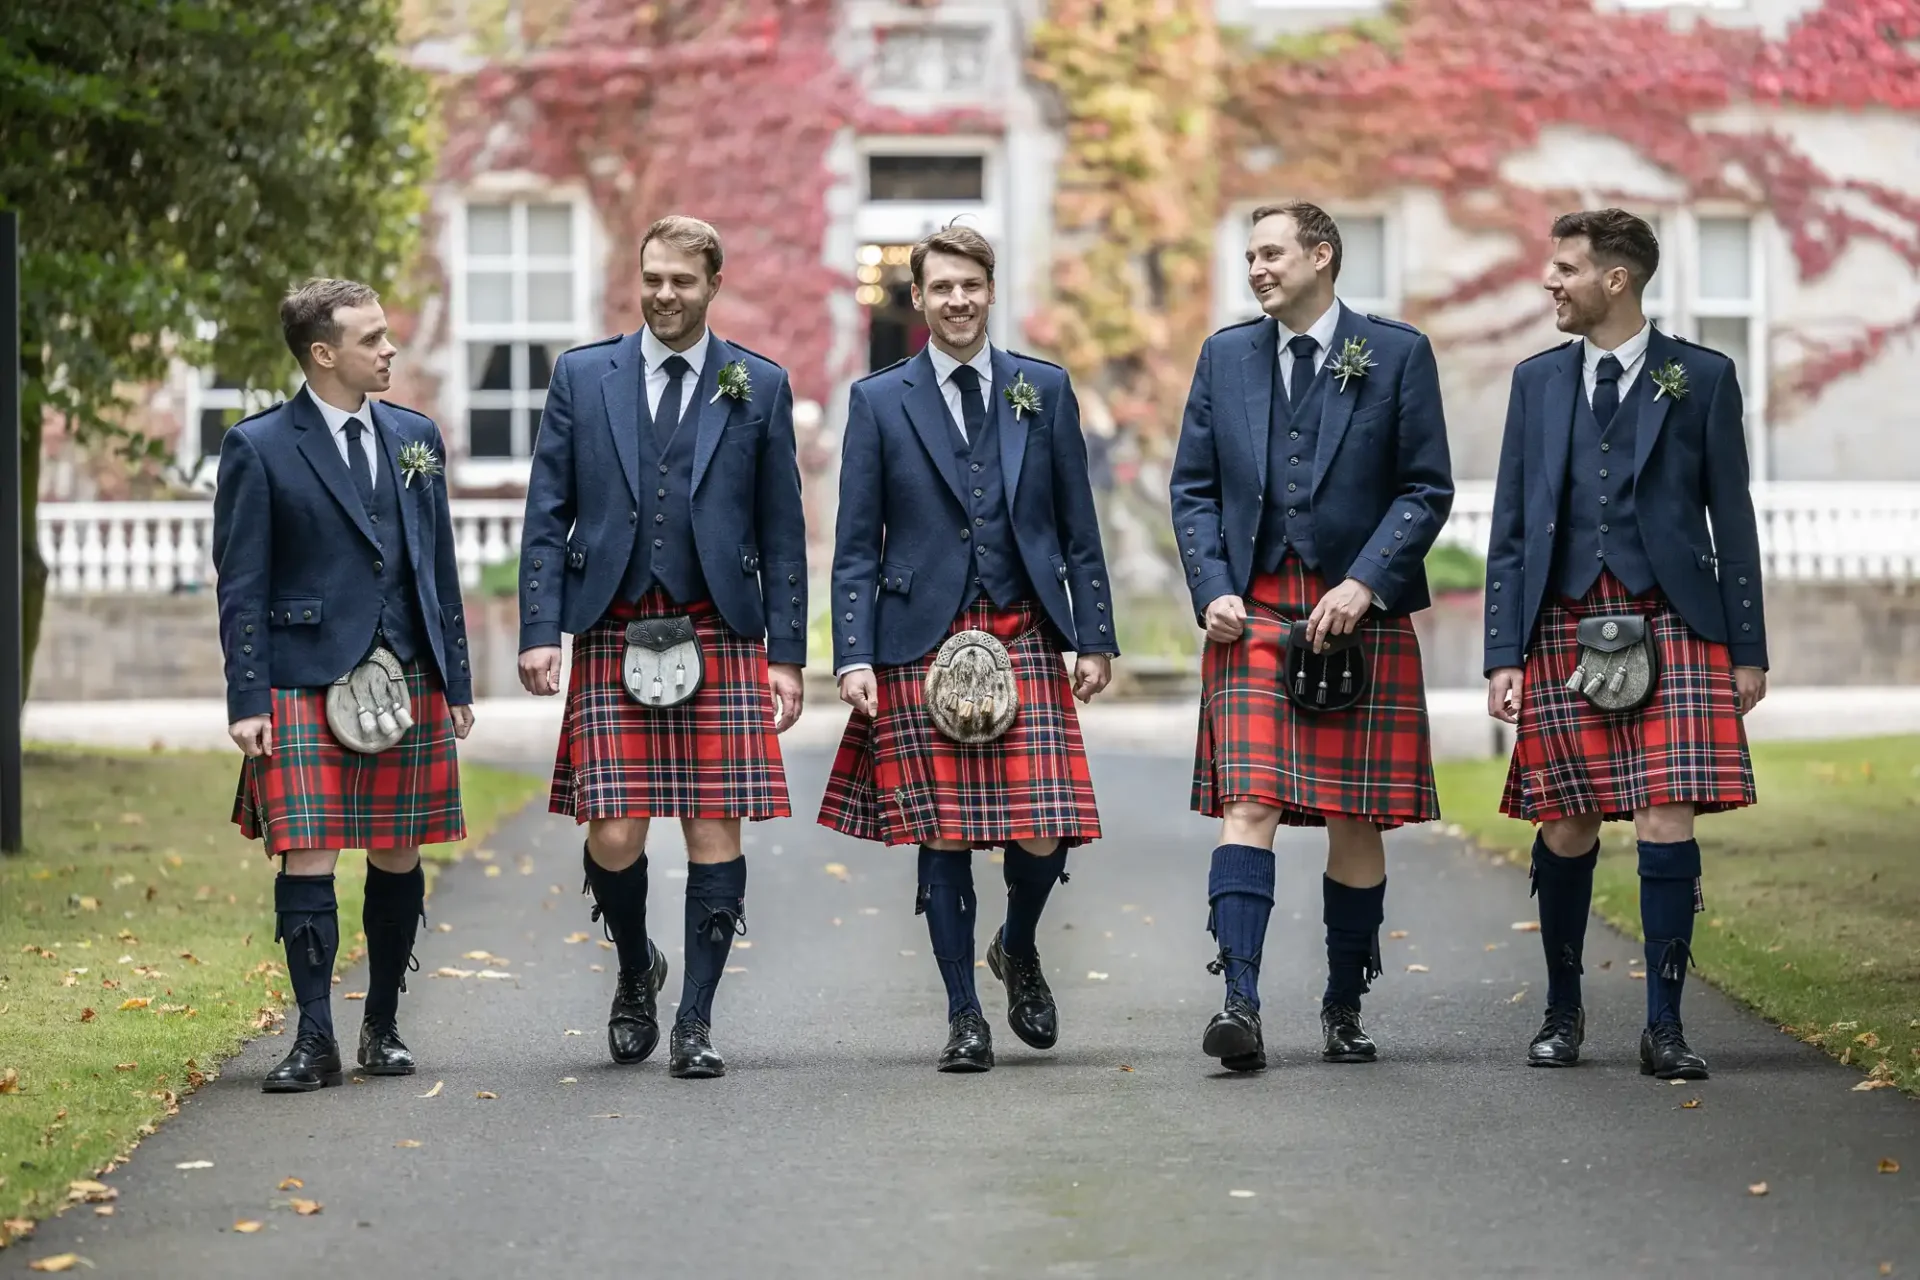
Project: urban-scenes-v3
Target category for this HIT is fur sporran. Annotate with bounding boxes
[924,629,1020,744]
[1564,614,1661,713]
[1278,621,1369,715]
[325,646,415,753]
[622,615,705,709]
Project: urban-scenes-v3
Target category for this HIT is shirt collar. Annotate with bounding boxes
[927,340,994,388]
[304,383,372,436]
[1276,299,1343,356]
[1583,321,1652,374]
[640,326,711,379]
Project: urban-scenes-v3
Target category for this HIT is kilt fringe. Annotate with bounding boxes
[550,590,791,822]
[233,660,465,855]
[1500,572,1755,823]
[1192,558,1439,828]
[818,599,1101,847]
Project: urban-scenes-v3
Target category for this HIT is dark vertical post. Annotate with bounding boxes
[0,211,22,853]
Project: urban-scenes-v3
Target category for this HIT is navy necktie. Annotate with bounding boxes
[949,364,986,445]
[654,354,691,446]
[1286,334,1318,407]
[1593,353,1624,428]
[343,418,375,511]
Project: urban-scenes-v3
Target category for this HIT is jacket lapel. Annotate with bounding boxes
[690,335,736,495]
[990,346,1029,508]
[370,402,424,570]
[1311,304,1364,494]
[292,390,379,549]
[1540,341,1581,515]
[1634,326,1677,480]
[1239,318,1276,492]
[902,347,967,506]
[598,331,644,504]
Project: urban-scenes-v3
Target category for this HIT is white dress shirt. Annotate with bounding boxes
[1275,299,1345,397]
[925,340,996,443]
[305,384,379,489]
[1581,321,1651,407]
[639,326,710,423]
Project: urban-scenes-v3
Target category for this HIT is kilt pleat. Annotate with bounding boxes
[232,659,465,855]
[1500,571,1755,822]
[550,590,791,821]
[817,599,1101,848]
[1192,557,1439,828]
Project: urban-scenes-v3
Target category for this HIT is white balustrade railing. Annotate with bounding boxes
[32,483,1920,593]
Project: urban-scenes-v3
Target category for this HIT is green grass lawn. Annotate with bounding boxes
[0,747,543,1244]
[1436,735,1920,1096]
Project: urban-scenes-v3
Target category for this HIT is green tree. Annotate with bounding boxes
[0,0,434,690]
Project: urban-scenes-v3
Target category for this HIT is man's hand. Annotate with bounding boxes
[1203,595,1247,646]
[839,670,880,718]
[519,645,562,696]
[1487,667,1524,724]
[1305,577,1374,653]
[1072,653,1112,704]
[229,714,274,758]
[1733,666,1767,717]
[450,704,475,740]
[769,662,805,733]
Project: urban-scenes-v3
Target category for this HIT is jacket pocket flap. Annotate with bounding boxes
[879,562,914,594]
[269,597,323,626]
[1575,615,1648,652]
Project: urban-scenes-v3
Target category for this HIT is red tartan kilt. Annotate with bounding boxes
[1501,571,1755,822]
[817,599,1101,848]
[1192,557,1438,828]
[550,590,791,821]
[232,660,465,855]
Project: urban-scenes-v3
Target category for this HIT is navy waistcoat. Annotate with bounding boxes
[1551,375,1655,599]
[619,384,710,606]
[950,398,1035,614]
[1255,361,1329,573]
[366,457,425,662]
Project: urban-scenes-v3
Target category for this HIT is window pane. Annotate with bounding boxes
[1696,218,1751,302]
[467,204,512,255]
[1339,216,1386,301]
[526,272,573,323]
[208,368,245,390]
[469,408,515,458]
[527,205,572,256]
[528,343,555,391]
[525,407,543,451]
[1695,316,1749,388]
[199,407,240,460]
[466,272,513,324]
[469,343,514,391]
[867,155,985,201]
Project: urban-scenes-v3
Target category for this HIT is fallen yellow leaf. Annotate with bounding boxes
[419,1081,444,1098]
[277,1177,303,1191]
[113,1063,137,1072]
[1405,964,1430,974]
[475,1090,498,1099]
[823,863,850,882]
[1854,1079,1898,1091]
[1680,1097,1702,1109]
[118,997,150,1011]
[564,932,590,944]
[27,1254,82,1272]
[67,1180,115,1203]
[1879,1158,1901,1174]
[289,1198,322,1216]
[0,1068,20,1094]
[1511,921,1541,932]
[1748,1181,1769,1196]
[341,991,366,1001]
[1388,930,1409,940]
[395,1140,423,1149]
[233,1220,263,1234]
[483,866,501,878]
[92,1207,113,1218]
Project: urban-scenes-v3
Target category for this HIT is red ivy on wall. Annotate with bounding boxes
[1226,0,1920,409]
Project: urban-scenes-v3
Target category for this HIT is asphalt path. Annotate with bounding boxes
[8,746,1917,1279]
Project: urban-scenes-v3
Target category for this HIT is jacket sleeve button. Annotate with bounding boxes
[532,558,542,570]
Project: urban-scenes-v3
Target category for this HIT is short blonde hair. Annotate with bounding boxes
[640,214,724,278]
[910,224,995,288]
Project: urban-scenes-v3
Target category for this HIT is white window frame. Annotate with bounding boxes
[853,135,1009,347]
[448,195,594,485]
[176,363,288,491]
[1212,203,1400,330]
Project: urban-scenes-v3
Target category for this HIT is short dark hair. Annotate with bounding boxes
[1550,208,1660,293]
[911,223,995,288]
[281,278,380,368]
[1250,201,1343,281]
[640,214,724,278]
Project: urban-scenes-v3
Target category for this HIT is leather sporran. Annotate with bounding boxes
[326,646,415,754]
[622,615,705,708]
[925,629,1020,744]
[1277,621,1370,715]
[1564,614,1661,713]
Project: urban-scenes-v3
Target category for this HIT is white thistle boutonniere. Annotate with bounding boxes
[711,359,751,404]
[1003,371,1042,420]
[396,440,442,490]
[1328,336,1375,393]
[1650,358,1689,402]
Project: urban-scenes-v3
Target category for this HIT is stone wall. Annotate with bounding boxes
[26,580,1920,703]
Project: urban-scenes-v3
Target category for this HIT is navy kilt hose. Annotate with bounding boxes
[1501,571,1755,823]
[1192,555,1439,828]
[550,588,791,822]
[819,599,1101,848]
[233,659,466,855]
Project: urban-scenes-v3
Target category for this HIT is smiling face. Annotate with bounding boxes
[640,239,720,349]
[310,302,395,397]
[1544,235,1629,337]
[1247,213,1334,327]
[913,249,994,356]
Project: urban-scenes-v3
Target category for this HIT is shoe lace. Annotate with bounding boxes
[1540,1005,1581,1038]
[291,1029,332,1056]
[1649,1021,1691,1053]
[1325,1004,1363,1032]
[614,967,653,1005]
